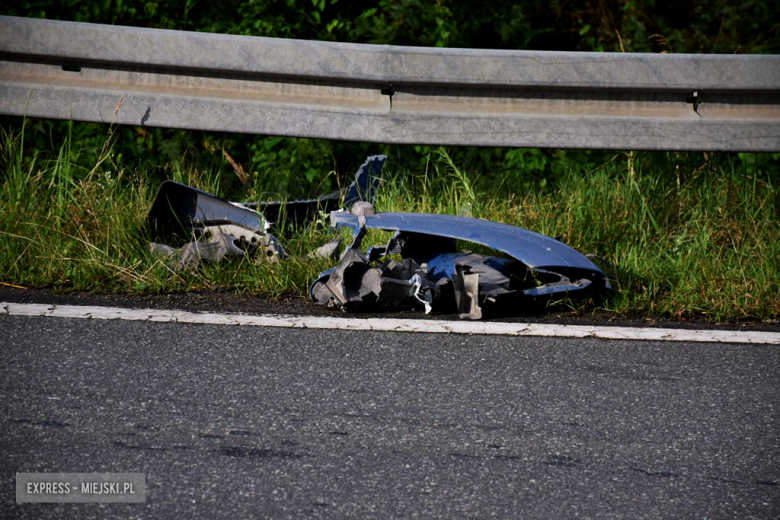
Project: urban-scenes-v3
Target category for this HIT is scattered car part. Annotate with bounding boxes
[147,155,384,239]
[147,181,270,243]
[146,155,384,269]
[331,212,607,275]
[310,212,611,319]
[310,249,432,312]
[149,228,285,270]
[307,238,343,260]
[242,155,385,228]
[146,156,609,317]
[350,201,375,217]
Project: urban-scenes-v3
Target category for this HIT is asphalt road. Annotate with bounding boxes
[1,315,779,518]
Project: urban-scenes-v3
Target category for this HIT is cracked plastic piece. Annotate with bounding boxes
[310,249,431,312]
[243,155,385,227]
[146,155,385,268]
[330,212,605,274]
[437,252,519,319]
[149,232,246,270]
[409,274,432,314]
[454,266,482,320]
[308,238,342,260]
[331,212,610,294]
[149,228,286,270]
[312,211,611,319]
[147,181,270,242]
[146,183,286,267]
[148,155,384,238]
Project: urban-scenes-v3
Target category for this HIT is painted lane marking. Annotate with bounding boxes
[2,302,778,345]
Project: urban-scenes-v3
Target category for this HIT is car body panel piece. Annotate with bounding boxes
[147,181,268,242]
[330,212,605,275]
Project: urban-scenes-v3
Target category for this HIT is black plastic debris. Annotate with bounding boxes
[310,211,611,319]
[242,155,385,228]
[310,249,433,312]
[147,181,270,243]
[146,181,286,269]
[146,155,385,269]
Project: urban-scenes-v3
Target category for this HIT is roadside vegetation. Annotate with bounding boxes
[1,120,777,322]
[1,1,778,321]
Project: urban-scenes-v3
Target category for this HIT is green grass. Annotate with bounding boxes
[1,123,778,322]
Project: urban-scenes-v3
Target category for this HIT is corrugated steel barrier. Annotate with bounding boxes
[1,16,778,151]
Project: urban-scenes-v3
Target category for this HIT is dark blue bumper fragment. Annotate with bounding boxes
[311,211,611,319]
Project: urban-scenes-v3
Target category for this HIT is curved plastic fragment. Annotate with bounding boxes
[330,212,606,279]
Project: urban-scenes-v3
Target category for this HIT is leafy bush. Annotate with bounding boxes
[2,0,779,197]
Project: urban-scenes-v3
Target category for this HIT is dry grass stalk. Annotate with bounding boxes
[223,149,248,183]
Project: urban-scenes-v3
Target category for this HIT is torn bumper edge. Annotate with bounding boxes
[310,211,612,308]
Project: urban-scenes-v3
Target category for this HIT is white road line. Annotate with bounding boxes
[2,301,778,345]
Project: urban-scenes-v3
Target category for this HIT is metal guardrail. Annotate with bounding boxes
[1,16,778,151]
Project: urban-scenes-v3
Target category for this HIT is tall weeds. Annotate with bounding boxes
[1,129,777,321]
